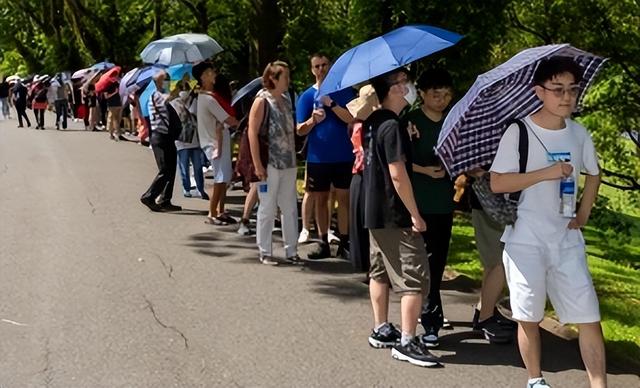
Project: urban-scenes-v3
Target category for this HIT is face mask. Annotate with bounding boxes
[404,82,417,105]
[162,81,170,92]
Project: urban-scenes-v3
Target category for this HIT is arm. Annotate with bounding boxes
[490,162,573,193]
[214,123,223,159]
[389,161,426,232]
[248,98,267,180]
[296,112,320,136]
[412,163,446,179]
[568,172,600,229]
[224,116,239,127]
[321,95,353,124]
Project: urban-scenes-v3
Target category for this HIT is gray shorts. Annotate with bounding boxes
[369,227,429,294]
[471,209,504,269]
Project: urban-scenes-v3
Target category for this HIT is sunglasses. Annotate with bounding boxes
[541,85,581,98]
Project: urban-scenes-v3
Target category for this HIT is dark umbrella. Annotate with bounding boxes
[231,77,262,107]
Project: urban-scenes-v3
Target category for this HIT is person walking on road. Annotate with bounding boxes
[0,77,11,120]
[12,79,30,128]
[363,68,440,368]
[140,70,182,213]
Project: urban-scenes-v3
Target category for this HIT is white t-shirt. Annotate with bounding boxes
[490,116,599,248]
[196,92,229,150]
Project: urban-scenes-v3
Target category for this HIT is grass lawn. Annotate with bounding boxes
[448,208,640,369]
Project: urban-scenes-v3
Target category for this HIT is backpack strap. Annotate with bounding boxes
[508,118,528,201]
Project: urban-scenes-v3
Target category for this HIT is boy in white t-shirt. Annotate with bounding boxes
[490,57,606,388]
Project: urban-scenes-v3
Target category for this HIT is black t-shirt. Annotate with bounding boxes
[12,84,27,105]
[0,82,9,98]
[105,82,121,107]
[363,109,413,229]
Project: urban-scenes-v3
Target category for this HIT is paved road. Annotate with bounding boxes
[0,113,638,387]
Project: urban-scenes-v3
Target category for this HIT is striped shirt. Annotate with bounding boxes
[148,91,169,135]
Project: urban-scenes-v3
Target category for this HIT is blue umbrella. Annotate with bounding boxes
[231,77,262,107]
[317,25,462,97]
[91,61,116,71]
[138,63,194,117]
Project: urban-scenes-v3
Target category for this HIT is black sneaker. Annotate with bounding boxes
[420,326,439,348]
[336,241,350,260]
[159,202,182,212]
[391,338,442,368]
[307,241,331,260]
[472,308,517,331]
[368,323,401,348]
[140,197,162,212]
[476,316,513,344]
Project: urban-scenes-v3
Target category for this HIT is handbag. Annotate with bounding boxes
[235,100,270,189]
[471,119,528,226]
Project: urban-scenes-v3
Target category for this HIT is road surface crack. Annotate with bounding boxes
[86,197,96,214]
[39,337,53,388]
[144,296,188,349]
[155,254,174,279]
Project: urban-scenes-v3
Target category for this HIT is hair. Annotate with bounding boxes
[192,61,215,86]
[309,52,329,63]
[213,73,232,103]
[152,69,169,82]
[416,68,453,91]
[370,67,409,103]
[261,61,289,89]
[533,56,583,86]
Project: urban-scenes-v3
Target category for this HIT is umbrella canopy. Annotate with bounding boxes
[435,44,607,177]
[140,37,204,66]
[95,66,122,94]
[119,67,140,105]
[138,63,194,117]
[91,61,116,71]
[165,33,223,59]
[231,77,262,107]
[72,67,100,84]
[318,25,462,98]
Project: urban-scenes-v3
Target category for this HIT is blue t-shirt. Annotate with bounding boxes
[296,86,355,163]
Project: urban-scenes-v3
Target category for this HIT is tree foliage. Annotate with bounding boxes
[0,0,638,200]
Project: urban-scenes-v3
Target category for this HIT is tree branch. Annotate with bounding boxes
[602,168,640,191]
[507,5,550,44]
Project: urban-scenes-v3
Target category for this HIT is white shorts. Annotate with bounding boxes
[202,129,232,184]
[503,243,600,324]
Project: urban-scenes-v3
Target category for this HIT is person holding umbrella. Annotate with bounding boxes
[103,69,123,141]
[490,57,605,388]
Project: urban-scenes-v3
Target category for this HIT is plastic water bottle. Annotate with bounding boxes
[559,175,575,218]
[259,182,268,193]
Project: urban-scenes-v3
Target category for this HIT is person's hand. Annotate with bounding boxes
[411,215,427,233]
[320,95,333,107]
[549,162,573,179]
[567,213,589,229]
[468,167,486,178]
[311,108,326,124]
[255,165,267,181]
[425,166,446,179]
[212,146,221,160]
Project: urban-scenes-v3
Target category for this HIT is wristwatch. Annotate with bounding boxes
[329,100,337,108]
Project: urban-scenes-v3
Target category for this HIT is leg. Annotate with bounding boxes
[370,279,390,326]
[276,167,299,258]
[401,293,423,337]
[160,141,177,203]
[577,322,607,388]
[177,149,191,193]
[242,184,258,221]
[210,183,225,218]
[301,191,314,231]
[313,191,330,238]
[191,149,206,196]
[61,100,68,129]
[141,134,169,202]
[17,106,24,127]
[478,264,506,321]
[335,188,350,236]
[518,321,544,379]
[256,165,279,258]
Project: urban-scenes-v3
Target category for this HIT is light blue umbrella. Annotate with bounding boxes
[317,25,462,97]
[138,63,194,117]
[91,61,116,71]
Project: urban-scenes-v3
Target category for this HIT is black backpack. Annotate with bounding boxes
[471,119,528,226]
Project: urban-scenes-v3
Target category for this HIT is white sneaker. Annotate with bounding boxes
[328,230,340,244]
[527,378,551,388]
[298,228,310,243]
[237,223,251,236]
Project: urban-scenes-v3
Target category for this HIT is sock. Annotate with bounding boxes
[374,322,387,333]
[241,218,250,225]
[400,332,414,346]
[527,377,544,385]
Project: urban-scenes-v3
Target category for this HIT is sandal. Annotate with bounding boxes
[216,213,237,224]
[286,255,306,265]
[204,216,228,226]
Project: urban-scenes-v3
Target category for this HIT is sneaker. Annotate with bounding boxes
[472,308,517,331]
[391,338,442,368]
[307,241,331,260]
[298,228,310,243]
[285,255,305,266]
[420,326,439,348]
[442,317,452,329]
[159,202,182,212]
[327,230,340,244]
[237,222,252,236]
[476,316,513,344]
[183,189,192,198]
[527,378,551,388]
[336,240,350,260]
[140,197,162,212]
[200,191,210,200]
[368,323,401,348]
[260,256,279,266]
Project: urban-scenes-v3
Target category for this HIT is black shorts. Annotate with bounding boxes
[306,162,353,192]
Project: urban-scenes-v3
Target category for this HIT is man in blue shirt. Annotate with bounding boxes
[297,53,355,259]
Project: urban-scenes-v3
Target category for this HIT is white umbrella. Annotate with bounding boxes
[140,37,204,66]
[165,33,224,59]
[72,67,100,84]
[6,75,21,83]
[436,44,607,177]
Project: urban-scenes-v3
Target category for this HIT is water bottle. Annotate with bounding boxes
[559,174,575,218]
[259,182,268,193]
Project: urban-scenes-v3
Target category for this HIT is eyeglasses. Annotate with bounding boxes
[313,63,329,69]
[541,85,581,98]
[427,91,453,100]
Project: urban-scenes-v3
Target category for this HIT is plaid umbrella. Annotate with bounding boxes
[436,44,607,177]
